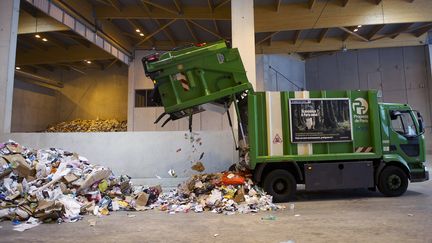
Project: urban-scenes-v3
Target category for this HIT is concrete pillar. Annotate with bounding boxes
[0,0,20,134]
[426,45,432,137]
[231,0,256,90]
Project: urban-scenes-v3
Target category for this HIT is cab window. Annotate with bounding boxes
[390,111,417,136]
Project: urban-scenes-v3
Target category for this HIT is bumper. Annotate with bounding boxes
[410,167,429,182]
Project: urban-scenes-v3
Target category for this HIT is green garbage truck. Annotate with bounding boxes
[143,40,429,202]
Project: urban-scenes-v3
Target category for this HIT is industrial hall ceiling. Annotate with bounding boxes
[16,0,432,73]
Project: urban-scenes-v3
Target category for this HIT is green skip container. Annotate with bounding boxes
[142,41,253,125]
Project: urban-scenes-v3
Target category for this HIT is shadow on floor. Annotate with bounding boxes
[293,188,424,202]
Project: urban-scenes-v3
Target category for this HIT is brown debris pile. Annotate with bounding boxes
[46,119,127,132]
[154,172,283,214]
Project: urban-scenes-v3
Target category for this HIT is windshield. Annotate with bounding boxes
[390,111,417,136]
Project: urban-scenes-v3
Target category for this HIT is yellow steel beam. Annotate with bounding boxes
[256,33,427,54]
[16,45,113,65]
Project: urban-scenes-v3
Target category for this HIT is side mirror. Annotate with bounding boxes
[390,110,402,120]
[417,111,425,134]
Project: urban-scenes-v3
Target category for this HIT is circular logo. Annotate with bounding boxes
[352,98,368,115]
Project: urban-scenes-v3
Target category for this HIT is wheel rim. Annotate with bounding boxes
[387,174,402,190]
[273,178,289,194]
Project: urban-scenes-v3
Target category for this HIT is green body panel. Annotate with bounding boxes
[143,41,252,119]
[248,90,383,169]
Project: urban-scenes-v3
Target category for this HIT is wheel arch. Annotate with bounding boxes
[375,160,411,183]
[254,161,303,184]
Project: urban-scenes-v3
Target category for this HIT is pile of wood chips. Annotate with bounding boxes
[46,119,127,132]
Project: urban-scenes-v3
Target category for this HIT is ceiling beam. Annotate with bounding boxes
[135,19,177,47]
[43,33,70,50]
[126,19,155,46]
[18,10,69,34]
[94,1,432,34]
[275,0,281,12]
[184,20,199,42]
[256,33,427,54]
[256,32,280,46]
[106,0,122,11]
[213,20,221,36]
[293,30,302,45]
[155,19,177,46]
[317,28,329,43]
[339,27,369,42]
[172,0,183,14]
[371,22,432,41]
[140,0,179,15]
[308,0,316,9]
[16,45,113,66]
[187,20,224,39]
[138,2,177,46]
[255,0,432,33]
[366,24,385,40]
[52,0,133,54]
[214,0,230,11]
[413,23,432,37]
[342,0,349,7]
[95,5,227,20]
[390,23,414,39]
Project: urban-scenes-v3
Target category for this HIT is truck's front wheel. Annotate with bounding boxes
[378,166,408,197]
[263,169,296,202]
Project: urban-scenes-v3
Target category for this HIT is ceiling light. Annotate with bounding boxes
[357,25,362,28]
[35,34,41,38]
[139,33,144,36]
[353,28,358,32]
[15,67,21,70]
[42,38,48,42]
[86,60,92,64]
[136,29,141,33]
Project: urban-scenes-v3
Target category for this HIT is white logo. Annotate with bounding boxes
[352,98,368,115]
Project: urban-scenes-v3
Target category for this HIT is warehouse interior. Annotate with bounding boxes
[1,0,432,242]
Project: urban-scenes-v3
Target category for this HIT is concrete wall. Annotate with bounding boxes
[256,54,306,91]
[0,131,236,186]
[10,66,128,132]
[58,66,128,121]
[306,46,432,152]
[11,80,59,132]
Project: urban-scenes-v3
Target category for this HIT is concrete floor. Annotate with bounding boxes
[1,169,431,242]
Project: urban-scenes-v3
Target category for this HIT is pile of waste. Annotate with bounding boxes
[0,140,160,230]
[46,119,127,132]
[0,140,283,230]
[153,172,283,215]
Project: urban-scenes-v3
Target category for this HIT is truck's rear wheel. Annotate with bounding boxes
[263,169,296,202]
[378,166,408,197]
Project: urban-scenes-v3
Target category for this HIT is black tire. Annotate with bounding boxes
[263,169,296,202]
[378,166,408,197]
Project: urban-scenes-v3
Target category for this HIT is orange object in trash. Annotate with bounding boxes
[221,172,245,185]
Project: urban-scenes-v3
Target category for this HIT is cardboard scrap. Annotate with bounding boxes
[3,154,35,178]
[191,162,205,172]
[78,168,112,191]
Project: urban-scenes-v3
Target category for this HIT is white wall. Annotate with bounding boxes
[0,131,236,186]
[306,46,432,152]
[256,54,306,92]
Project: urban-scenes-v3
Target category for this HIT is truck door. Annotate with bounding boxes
[388,110,421,162]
